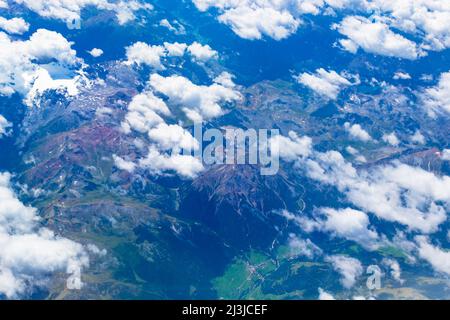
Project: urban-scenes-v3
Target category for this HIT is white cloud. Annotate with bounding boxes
[288,235,322,258]
[422,70,450,116]
[13,0,152,25]
[442,149,450,161]
[382,132,400,146]
[415,236,450,276]
[149,73,241,122]
[139,146,204,178]
[0,0,7,8]
[318,288,335,300]
[213,72,236,88]
[313,207,379,250]
[334,16,421,59]
[121,90,170,134]
[125,41,219,69]
[217,5,300,40]
[344,122,372,142]
[0,114,12,138]
[163,42,187,57]
[88,48,103,57]
[393,71,411,80]
[382,258,403,284]
[410,130,425,145]
[0,172,89,298]
[159,19,185,34]
[119,81,210,178]
[187,42,218,61]
[125,42,166,69]
[296,68,354,100]
[365,0,450,52]
[192,0,361,40]
[113,155,136,173]
[0,16,29,34]
[147,123,199,152]
[0,29,85,105]
[270,131,312,161]
[326,255,363,289]
[192,0,450,53]
[305,151,450,233]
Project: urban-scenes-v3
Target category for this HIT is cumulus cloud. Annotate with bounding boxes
[125,42,167,69]
[334,16,421,59]
[159,19,185,34]
[88,48,103,57]
[217,5,300,40]
[308,207,380,250]
[382,258,404,284]
[305,152,450,233]
[0,29,85,105]
[415,236,450,276]
[296,68,355,100]
[125,41,218,68]
[410,130,425,145]
[0,16,29,34]
[393,72,411,80]
[121,90,170,134]
[13,0,152,25]
[149,73,241,122]
[288,235,322,258]
[422,70,450,116]
[192,0,450,53]
[213,72,236,88]
[326,255,363,289]
[0,114,12,138]
[318,288,335,300]
[270,131,312,161]
[365,0,450,52]
[442,149,450,161]
[0,172,89,298]
[163,42,187,57]
[139,146,204,178]
[113,155,136,173]
[187,42,218,61]
[344,122,372,142]
[382,132,400,146]
[119,79,210,178]
[192,0,362,40]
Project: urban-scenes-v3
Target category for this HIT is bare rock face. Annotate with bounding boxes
[180,163,305,249]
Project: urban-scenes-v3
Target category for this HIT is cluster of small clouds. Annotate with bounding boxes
[305,152,450,234]
[125,41,218,69]
[116,72,240,178]
[275,131,450,277]
[192,0,450,60]
[10,0,152,26]
[296,68,357,100]
[149,73,240,122]
[191,0,360,40]
[0,172,91,298]
[0,28,87,106]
